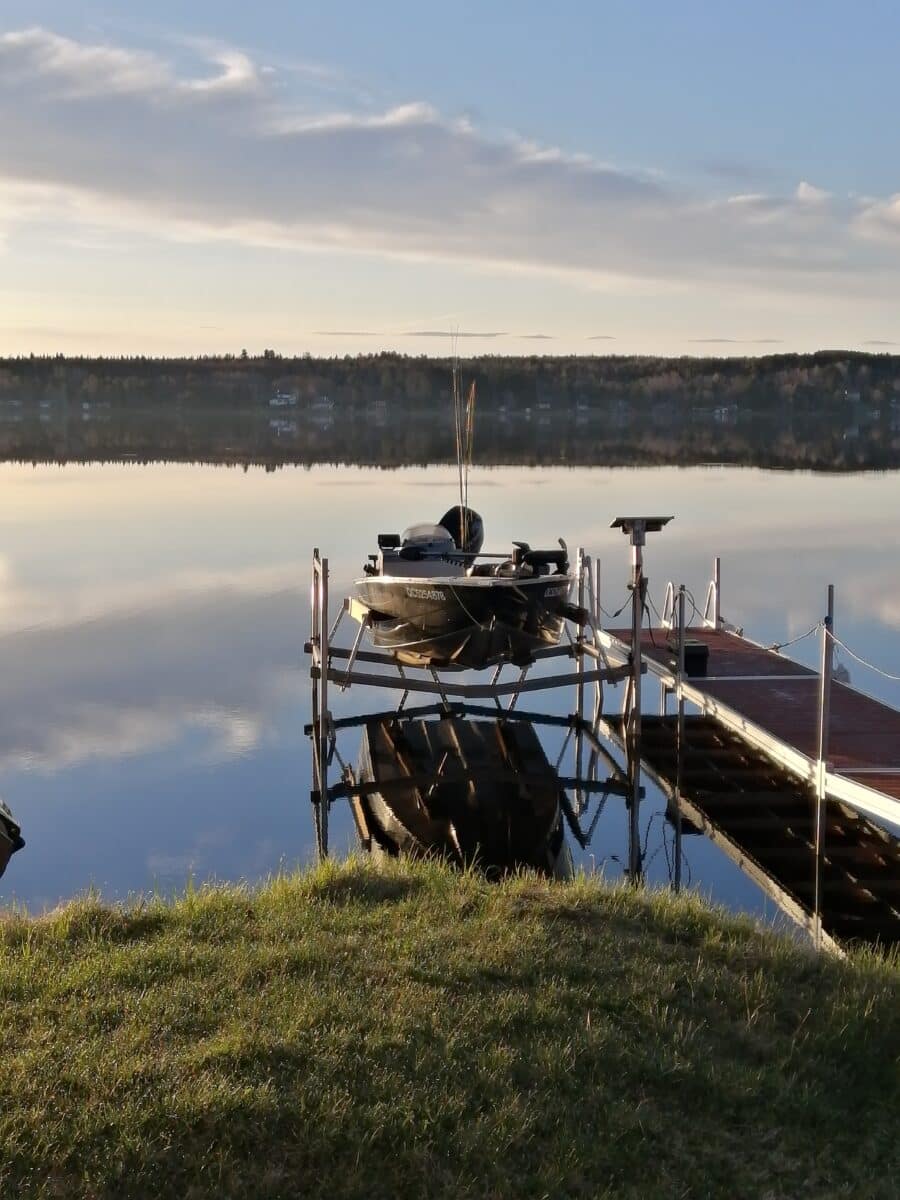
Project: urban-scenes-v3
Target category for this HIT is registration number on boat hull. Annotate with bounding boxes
[406,587,446,601]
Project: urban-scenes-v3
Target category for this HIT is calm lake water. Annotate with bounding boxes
[2,461,899,923]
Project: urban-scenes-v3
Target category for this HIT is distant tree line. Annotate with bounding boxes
[1,350,899,416]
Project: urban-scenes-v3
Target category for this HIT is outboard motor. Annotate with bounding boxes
[440,506,484,555]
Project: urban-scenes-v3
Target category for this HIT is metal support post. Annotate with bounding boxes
[611,516,672,883]
[813,584,834,950]
[703,556,722,629]
[575,548,586,809]
[311,552,330,859]
[713,556,721,629]
[673,584,686,892]
[587,557,605,719]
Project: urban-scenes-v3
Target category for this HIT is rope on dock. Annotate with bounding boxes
[829,631,900,684]
[767,621,822,653]
[600,594,631,620]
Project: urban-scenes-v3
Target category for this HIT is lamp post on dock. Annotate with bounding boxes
[611,516,673,881]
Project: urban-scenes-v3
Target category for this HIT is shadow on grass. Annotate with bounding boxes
[1,904,171,949]
[307,870,428,907]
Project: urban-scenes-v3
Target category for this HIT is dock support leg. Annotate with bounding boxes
[310,550,330,860]
[626,538,645,883]
[813,585,834,950]
[713,555,721,629]
[673,585,686,892]
[575,548,586,812]
[590,557,604,722]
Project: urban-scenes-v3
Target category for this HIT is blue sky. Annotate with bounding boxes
[2,2,899,355]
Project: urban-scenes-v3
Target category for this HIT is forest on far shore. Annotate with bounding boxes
[1,351,898,470]
[2,349,899,413]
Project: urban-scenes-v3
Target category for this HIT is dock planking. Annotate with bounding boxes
[599,626,900,822]
[602,714,900,949]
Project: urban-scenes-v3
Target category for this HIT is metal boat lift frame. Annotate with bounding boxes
[306,546,638,859]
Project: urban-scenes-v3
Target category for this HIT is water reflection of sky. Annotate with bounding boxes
[1,462,898,920]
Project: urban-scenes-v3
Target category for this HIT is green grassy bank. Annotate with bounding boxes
[1,861,898,1199]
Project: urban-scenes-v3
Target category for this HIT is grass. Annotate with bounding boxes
[1,859,898,1200]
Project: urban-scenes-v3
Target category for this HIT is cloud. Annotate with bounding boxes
[687,337,784,345]
[588,335,616,341]
[795,180,831,205]
[518,333,554,340]
[0,577,299,772]
[862,339,897,346]
[0,26,898,297]
[403,330,507,338]
[0,26,171,96]
[855,194,900,243]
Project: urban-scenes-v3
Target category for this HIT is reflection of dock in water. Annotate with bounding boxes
[602,715,900,952]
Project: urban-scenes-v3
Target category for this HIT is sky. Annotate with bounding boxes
[2,1,900,357]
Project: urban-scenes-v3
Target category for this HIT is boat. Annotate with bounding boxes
[353,716,572,878]
[0,798,24,880]
[356,505,577,668]
[355,363,578,669]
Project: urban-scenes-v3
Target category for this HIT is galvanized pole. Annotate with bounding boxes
[713,556,721,629]
[575,548,586,811]
[627,529,645,882]
[593,557,603,723]
[310,550,323,859]
[674,584,686,892]
[813,584,834,949]
[318,556,330,858]
[611,516,672,882]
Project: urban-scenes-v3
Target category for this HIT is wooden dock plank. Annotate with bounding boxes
[603,626,900,826]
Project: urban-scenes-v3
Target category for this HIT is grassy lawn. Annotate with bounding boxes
[1,859,897,1199]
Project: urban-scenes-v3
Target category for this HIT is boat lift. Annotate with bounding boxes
[305,546,643,861]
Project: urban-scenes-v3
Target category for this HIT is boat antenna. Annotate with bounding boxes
[464,378,476,523]
[450,334,477,549]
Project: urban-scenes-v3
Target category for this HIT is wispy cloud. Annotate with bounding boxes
[0,26,898,300]
[403,330,507,338]
[862,339,897,346]
[587,335,616,341]
[689,337,783,345]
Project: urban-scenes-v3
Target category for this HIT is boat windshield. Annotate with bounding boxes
[400,524,456,554]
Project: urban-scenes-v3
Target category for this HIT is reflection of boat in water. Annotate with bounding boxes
[355,506,576,669]
[353,716,572,878]
[0,798,24,880]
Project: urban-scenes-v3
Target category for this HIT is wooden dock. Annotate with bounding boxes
[598,625,900,829]
[602,714,900,950]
